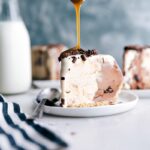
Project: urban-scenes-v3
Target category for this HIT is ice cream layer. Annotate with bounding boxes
[123,45,150,89]
[60,50,123,107]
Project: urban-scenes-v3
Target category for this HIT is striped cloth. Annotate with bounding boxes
[0,95,68,150]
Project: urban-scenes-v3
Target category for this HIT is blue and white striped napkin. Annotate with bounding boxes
[0,95,68,150]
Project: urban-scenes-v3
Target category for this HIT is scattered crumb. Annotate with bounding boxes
[70,132,76,136]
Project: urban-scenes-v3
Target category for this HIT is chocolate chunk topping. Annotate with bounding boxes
[124,45,150,51]
[85,49,97,57]
[104,86,114,94]
[134,74,140,82]
[86,50,92,57]
[72,56,77,63]
[81,54,86,61]
[91,49,97,55]
[60,98,65,107]
[58,48,97,61]
[61,77,65,80]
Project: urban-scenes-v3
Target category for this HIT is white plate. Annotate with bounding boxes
[35,91,138,117]
[123,90,150,99]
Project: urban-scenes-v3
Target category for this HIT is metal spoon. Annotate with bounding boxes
[29,88,60,120]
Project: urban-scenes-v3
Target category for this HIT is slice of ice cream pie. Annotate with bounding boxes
[59,48,123,107]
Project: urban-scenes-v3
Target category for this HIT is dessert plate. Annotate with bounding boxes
[123,90,150,99]
[35,91,138,117]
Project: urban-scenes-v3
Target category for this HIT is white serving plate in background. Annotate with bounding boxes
[123,90,150,99]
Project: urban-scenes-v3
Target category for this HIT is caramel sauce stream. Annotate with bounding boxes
[71,0,85,49]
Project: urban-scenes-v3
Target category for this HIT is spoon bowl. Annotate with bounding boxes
[36,88,60,106]
[29,88,60,119]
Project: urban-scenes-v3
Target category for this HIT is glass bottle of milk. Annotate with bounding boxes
[0,0,31,94]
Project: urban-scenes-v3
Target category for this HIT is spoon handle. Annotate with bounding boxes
[30,98,47,119]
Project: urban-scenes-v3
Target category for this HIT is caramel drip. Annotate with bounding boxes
[71,0,85,49]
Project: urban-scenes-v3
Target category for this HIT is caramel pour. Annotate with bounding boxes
[71,0,85,49]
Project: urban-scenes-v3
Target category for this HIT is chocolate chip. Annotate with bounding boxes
[66,91,71,94]
[58,56,61,62]
[136,86,141,89]
[72,56,77,63]
[60,98,65,107]
[134,74,140,82]
[61,77,65,80]
[68,68,70,71]
[123,71,125,76]
[102,58,105,63]
[81,55,86,61]
[109,101,114,105]
[104,86,114,93]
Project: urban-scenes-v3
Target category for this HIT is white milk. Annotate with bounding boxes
[0,21,31,94]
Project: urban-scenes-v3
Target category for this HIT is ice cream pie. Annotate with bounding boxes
[59,48,123,107]
[123,45,150,89]
[58,0,123,107]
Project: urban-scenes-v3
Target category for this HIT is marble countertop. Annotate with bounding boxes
[4,81,150,150]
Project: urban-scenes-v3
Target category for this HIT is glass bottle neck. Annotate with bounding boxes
[0,0,21,21]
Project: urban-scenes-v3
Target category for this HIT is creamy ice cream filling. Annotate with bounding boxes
[59,50,123,107]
